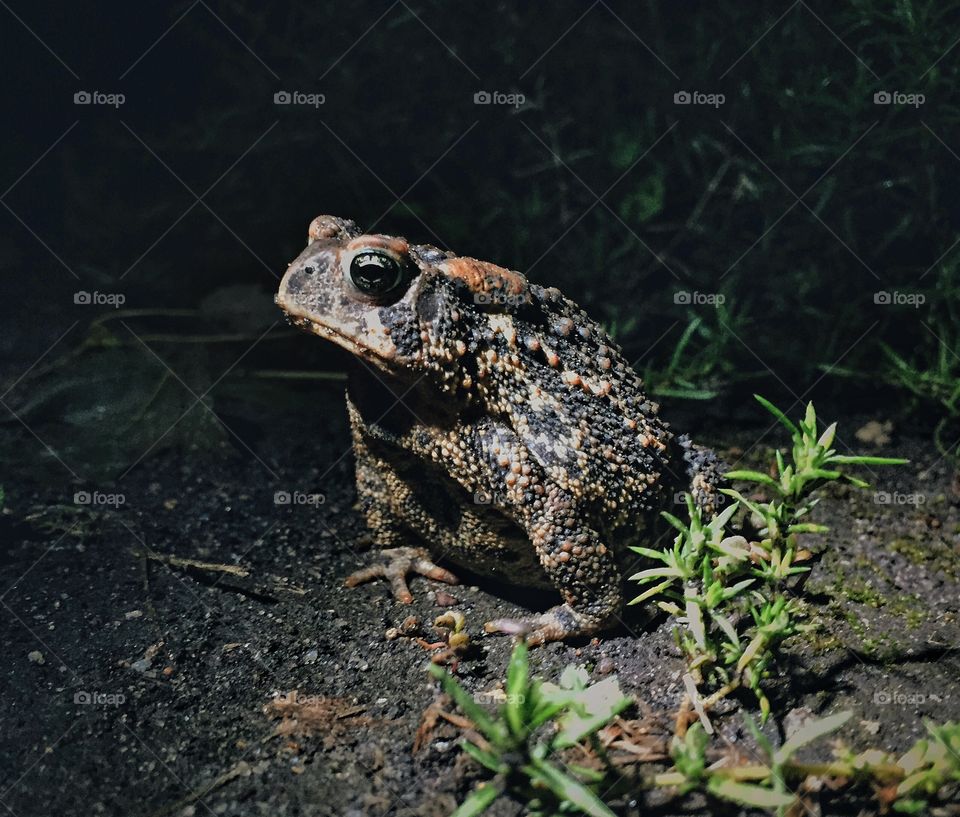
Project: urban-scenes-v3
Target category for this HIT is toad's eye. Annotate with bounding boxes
[347,250,404,296]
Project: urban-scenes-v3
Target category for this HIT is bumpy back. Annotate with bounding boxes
[428,253,676,526]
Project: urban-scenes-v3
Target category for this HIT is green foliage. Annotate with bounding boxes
[665,712,850,813]
[891,721,960,813]
[723,395,907,542]
[436,644,959,814]
[630,396,906,715]
[828,279,960,454]
[641,312,746,401]
[429,641,630,817]
[654,712,960,815]
[658,714,959,814]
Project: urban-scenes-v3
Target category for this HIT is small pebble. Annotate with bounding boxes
[435,591,458,606]
[27,651,44,665]
[596,657,615,675]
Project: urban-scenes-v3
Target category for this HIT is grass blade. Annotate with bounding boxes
[505,641,529,736]
[754,394,799,437]
[725,469,779,488]
[707,777,794,809]
[773,711,852,765]
[528,757,617,817]
[627,567,682,582]
[827,455,909,465]
[461,740,504,774]
[428,663,502,742]
[628,578,676,604]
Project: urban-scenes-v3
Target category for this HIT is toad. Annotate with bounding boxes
[276,215,724,644]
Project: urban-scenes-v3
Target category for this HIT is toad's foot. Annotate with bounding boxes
[484,603,609,646]
[344,547,458,604]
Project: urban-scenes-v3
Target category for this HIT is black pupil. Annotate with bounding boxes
[349,251,401,294]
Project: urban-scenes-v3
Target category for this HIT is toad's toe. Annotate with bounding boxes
[484,604,606,646]
[345,547,458,604]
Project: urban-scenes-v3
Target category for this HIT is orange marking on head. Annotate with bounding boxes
[440,257,527,296]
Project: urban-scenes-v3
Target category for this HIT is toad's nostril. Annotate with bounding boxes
[303,265,315,276]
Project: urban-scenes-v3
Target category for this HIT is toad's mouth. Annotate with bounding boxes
[277,300,400,376]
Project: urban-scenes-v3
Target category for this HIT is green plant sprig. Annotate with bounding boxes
[629,396,907,717]
[428,640,631,817]
[436,652,960,815]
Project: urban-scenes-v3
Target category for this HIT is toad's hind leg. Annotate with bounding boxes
[484,489,622,645]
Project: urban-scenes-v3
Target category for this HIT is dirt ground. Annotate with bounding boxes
[1,392,958,817]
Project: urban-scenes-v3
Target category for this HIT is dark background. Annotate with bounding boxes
[1,5,960,816]
[3,0,960,486]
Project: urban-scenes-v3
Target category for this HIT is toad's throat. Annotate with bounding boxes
[282,309,400,375]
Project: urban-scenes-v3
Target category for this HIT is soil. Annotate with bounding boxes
[1,391,958,817]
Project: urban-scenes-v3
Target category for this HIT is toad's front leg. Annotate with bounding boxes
[484,487,622,645]
[346,403,458,603]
